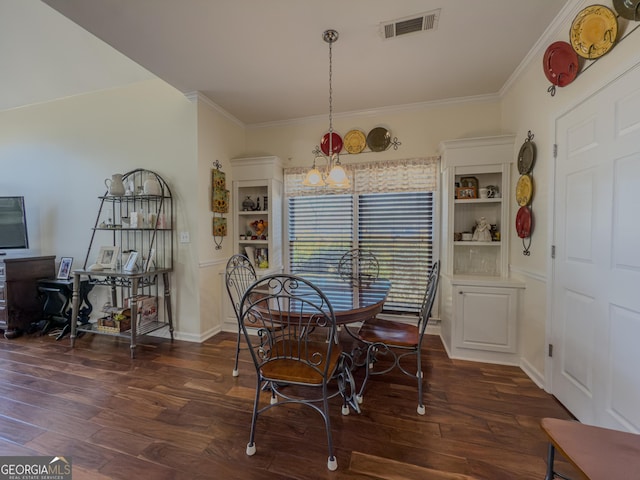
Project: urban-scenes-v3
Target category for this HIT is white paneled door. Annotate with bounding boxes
[553,63,640,432]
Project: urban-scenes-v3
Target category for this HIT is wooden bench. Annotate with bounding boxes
[541,417,640,479]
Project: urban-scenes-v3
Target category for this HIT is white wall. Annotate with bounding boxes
[501,0,640,383]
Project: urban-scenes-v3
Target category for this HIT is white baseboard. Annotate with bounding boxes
[520,357,545,389]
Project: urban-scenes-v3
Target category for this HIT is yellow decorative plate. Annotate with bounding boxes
[516,175,533,206]
[343,129,366,154]
[570,5,617,59]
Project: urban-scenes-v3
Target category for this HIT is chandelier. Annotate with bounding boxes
[303,29,350,188]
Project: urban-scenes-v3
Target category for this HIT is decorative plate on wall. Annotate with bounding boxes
[570,5,617,59]
[516,174,534,206]
[343,129,366,154]
[515,206,532,239]
[613,0,640,20]
[320,132,343,155]
[366,127,391,152]
[517,134,536,174]
[543,41,580,87]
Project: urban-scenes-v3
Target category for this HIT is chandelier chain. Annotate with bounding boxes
[328,34,333,140]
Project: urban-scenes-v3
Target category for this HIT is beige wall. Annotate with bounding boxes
[246,101,503,168]
[194,95,246,340]
[0,79,233,340]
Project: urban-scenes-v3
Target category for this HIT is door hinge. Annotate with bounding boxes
[548,344,553,357]
[551,245,556,259]
[553,144,558,158]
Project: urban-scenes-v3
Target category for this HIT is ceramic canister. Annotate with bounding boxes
[143,173,162,195]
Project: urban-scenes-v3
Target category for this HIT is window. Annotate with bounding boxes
[286,157,439,314]
[288,194,352,275]
[358,191,434,313]
[288,191,435,313]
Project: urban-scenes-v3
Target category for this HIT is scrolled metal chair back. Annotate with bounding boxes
[239,274,337,379]
[417,260,440,336]
[225,254,257,320]
[337,248,379,286]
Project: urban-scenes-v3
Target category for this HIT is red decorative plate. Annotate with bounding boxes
[516,206,532,239]
[320,132,343,155]
[543,41,579,87]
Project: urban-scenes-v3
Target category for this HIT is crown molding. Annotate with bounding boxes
[500,0,586,96]
[185,91,245,128]
[246,93,501,130]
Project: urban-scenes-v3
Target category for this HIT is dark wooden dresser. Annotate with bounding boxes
[0,254,55,338]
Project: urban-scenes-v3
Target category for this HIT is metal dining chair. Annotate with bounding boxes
[224,254,257,377]
[238,273,349,471]
[355,260,440,415]
[337,248,379,285]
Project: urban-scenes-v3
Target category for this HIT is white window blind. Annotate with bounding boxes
[288,194,353,274]
[358,191,434,312]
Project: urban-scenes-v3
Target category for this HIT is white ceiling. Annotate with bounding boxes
[4,0,571,126]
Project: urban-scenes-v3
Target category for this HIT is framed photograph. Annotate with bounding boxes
[123,251,139,272]
[96,246,120,269]
[57,257,73,280]
[456,186,477,199]
[460,176,479,190]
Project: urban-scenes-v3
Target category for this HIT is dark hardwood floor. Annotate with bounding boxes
[0,329,580,479]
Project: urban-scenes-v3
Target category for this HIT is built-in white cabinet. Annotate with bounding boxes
[230,156,284,277]
[439,136,524,364]
[454,284,517,353]
[222,156,284,333]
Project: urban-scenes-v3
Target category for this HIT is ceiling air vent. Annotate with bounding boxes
[381,9,440,40]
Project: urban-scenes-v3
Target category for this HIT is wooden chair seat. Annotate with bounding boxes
[354,261,440,416]
[541,417,640,480]
[357,317,419,347]
[261,341,343,384]
[239,274,344,470]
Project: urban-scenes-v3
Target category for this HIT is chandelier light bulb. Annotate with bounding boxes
[326,164,349,187]
[303,167,325,186]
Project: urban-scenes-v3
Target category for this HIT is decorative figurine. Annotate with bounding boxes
[242,196,255,211]
[472,217,492,242]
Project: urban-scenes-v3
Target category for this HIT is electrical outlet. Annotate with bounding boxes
[179,231,190,243]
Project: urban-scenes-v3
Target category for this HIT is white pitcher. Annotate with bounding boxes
[143,173,162,196]
[104,174,125,196]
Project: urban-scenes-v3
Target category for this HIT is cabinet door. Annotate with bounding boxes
[454,285,517,353]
